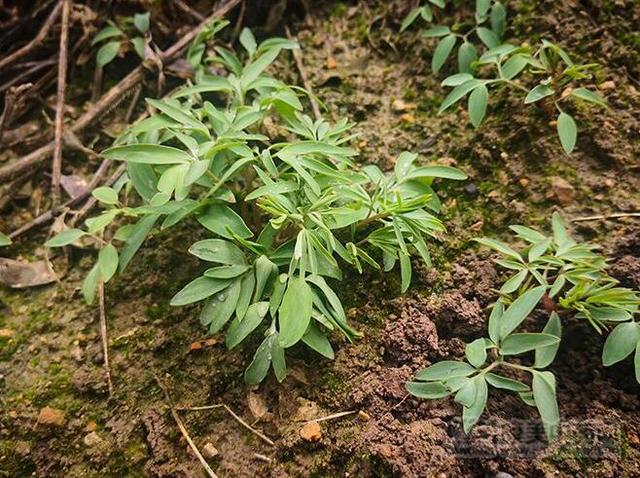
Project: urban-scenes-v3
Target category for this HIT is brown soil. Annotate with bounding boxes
[1,1,640,477]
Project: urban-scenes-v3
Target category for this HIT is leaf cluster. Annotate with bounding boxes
[92,11,150,67]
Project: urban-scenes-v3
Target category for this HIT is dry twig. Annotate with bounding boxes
[0,1,63,71]
[285,26,321,121]
[153,374,220,478]
[305,410,357,424]
[0,0,242,184]
[571,212,640,222]
[51,0,71,205]
[178,404,276,446]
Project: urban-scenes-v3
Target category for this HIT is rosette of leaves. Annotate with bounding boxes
[47,26,466,384]
[401,0,507,76]
[92,12,150,67]
[407,213,640,442]
[438,40,606,153]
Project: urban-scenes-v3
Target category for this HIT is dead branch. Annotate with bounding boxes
[571,212,640,222]
[0,1,63,71]
[154,374,220,478]
[98,277,114,396]
[285,26,321,121]
[0,0,242,184]
[178,404,276,446]
[0,84,32,139]
[51,0,71,205]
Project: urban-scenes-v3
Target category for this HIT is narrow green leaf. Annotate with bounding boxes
[170,276,231,306]
[532,371,559,441]
[201,279,241,333]
[535,312,562,368]
[486,373,529,392]
[103,144,192,164]
[45,229,85,247]
[92,186,119,205]
[557,112,577,154]
[96,41,120,67]
[239,28,257,56]
[415,361,476,381]
[98,244,119,283]
[119,214,159,273]
[244,335,273,385]
[457,42,477,74]
[302,322,335,359]
[432,35,457,74]
[602,322,640,366]
[465,338,487,367]
[501,333,560,355]
[226,302,269,349]
[488,300,504,344]
[468,84,488,128]
[476,27,499,48]
[83,264,100,305]
[278,276,313,348]
[462,376,488,432]
[189,239,246,265]
[500,285,546,339]
[524,84,554,104]
[571,87,606,107]
[439,79,484,113]
[197,204,253,240]
[399,252,412,293]
[406,381,450,399]
[500,269,528,294]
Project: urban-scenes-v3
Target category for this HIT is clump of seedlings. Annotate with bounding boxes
[47,24,466,384]
[407,213,640,440]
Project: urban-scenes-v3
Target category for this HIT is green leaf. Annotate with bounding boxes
[0,232,11,246]
[83,264,100,305]
[400,7,422,32]
[488,300,504,344]
[271,335,287,382]
[226,302,269,349]
[524,84,554,104]
[189,239,246,265]
[532,371,559,441]
[476,27,499,48]
[98,244,119,283]
[92,25,122,45]
[253,255,277,301]
[490,2,507,39]
[465,338,487,367]
[236,272,255,320]
[244,335,273,385]
[501,333,560,355]
[96,41,120,67]
[571,87,606,107]
[92,186,119,205]
[476,0,491,18]
[405,166,467,181]
[399,252,412,293]
[86,210,117,233]
[442,73,474,87]
[239,28,257,56]
[499,285,546,339]
[241,47,281,88]
[119,214,159,273]
[423,25,451,37]
[635,343,640,385]
[432,35,457,74]
[394,151,417,181]
[245,181,298,200]
[457,42,478,74]
[557,112,577,154]
[170,276,231,306]
[275,141,356,161]
[197,204,253,240]
[204,265,250,279]
[103,144,192,164]
[462,376,488,432]
[468,84,488,128]
[146,98,208,133]
[501,54,528,79]
[201,279,241,332]
[602,322,640,366]
[439,79,484,113]
[302,322,335,359]
[500,269,528,294]
[133,12,150,33]
[406,381,450,399]
[45,229,86,247]
[535,312,562,368]
[415,361,476,381]
[551,212,570,247]
[278,276,313,348]
[528,238,552,262]
[486,373,529,392]
[474,237,522,261]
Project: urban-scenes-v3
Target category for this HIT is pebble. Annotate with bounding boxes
[202,442,219,459]
[299,421,322,442]
[464,183,479,198]
[37,407,66,427]
[495,473,514,478]
[83,431,104,447]
[598,80,615,90]
[550,176,576,205]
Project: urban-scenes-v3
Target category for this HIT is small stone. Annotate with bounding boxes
[0,328,14,338]
[561,86,573,98]
[83,431,104,447]
[326,55,337,69]
[470,220,484,231]
[603,178,615,188]
[598,80,615,91]
[400,113,415,123]
[519,177,530,188]
[391,99,416,113]
[358,410,370,421]
[37,407,66,427]
[464,183,479,198]
[299,421,322,441]
[202,442,219,459]
[551,176,576,205]
[495,473,514,478]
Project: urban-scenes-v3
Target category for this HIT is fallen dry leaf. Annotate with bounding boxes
[247,392,268,420]
[0,258,57,288]
[299,421,322,442]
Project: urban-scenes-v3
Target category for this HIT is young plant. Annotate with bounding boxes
[92,12,150,68]
[47,26,466,384]
[401,0,508,75]
[438,40,606,153]
[407,213,640,441]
